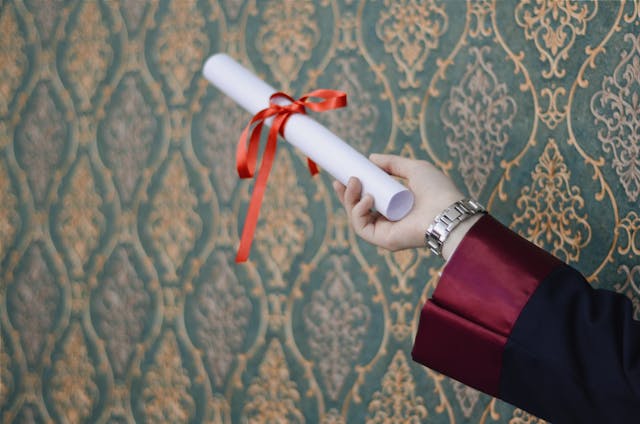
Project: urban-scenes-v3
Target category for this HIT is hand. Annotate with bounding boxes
[333,154,479,259]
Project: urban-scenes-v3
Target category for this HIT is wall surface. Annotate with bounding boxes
[1,0,639,422]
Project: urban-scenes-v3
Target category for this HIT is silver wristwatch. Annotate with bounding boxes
[425,198,486,258]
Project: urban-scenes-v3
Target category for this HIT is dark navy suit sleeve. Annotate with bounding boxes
[411,215,640,423]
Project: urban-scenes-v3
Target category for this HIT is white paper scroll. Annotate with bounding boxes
[202,53,414,221]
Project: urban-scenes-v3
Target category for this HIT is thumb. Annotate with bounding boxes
[369,154,417,179]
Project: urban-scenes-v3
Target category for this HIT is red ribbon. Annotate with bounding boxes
[235,89,347,262]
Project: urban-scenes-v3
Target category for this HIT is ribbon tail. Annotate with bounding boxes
[307,158,319,175]
[236,119,282,262]
[237,121,266,179]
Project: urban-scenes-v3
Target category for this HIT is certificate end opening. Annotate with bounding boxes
[386,190,414,221]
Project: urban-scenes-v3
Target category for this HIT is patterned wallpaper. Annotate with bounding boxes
[1,0,639,422]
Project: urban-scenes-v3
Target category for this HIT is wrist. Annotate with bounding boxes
[441,213,482,261]
[424,198,485,260]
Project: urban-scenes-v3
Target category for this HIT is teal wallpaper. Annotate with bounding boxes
[1,0,639,423]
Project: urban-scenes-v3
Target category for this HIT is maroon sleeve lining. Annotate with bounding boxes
[412,214,562,396]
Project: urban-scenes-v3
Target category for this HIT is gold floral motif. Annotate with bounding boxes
[303,255,370,400]
[170,109,190,145]
[24,0,65,43]
[92,246,152,379]
[242,339,304,423]
[376,0,448,89]
[0,3,27,116]
[256,1,319,92]
[510,408,547,423]
[100,74,158,205]
[140,331,195,423]
[624,0,640,23]
[111,384,134,421]
[50,323,98,424]
[539,86,567,129]
[189,251,251,388]
[322,409,345,424]
[337,12,358,51]
[153,0,208,104]
[148,153,202,279]
[441,46,517,198]
[391,250,416,274]
[162,286,183,321]
[515,0,597,79]
[591,33,640,202]
[366,350,428,423]
[452,381,479,418]
[0,161,19,262]
[57,157,104,276]
[8,243,61,367]
[197,95,244,202]
[267,294,288,331]
[613,264,640,320]
[15,82,67,205]
[208,394,232,424]
[255,149,311,285]
[397,95,421,135]
[390,301,413,341]
[612,212,640,319]
[317,58,379,153]
[469,0,493,39]
[384,248,422,296]
[511,139,591,263]
[63,1,112,111]
[616,211,640,257]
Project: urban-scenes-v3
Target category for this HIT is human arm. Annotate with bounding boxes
[335,154,640,422]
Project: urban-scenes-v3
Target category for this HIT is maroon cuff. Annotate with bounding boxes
[412,214,562,395]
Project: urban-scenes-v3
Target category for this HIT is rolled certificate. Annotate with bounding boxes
[202,53,414,221]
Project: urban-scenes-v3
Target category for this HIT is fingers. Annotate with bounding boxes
[369,154,416,179]
[332,180,345,203]
[336,177,370,234]
[333,176,396,250]
[333,177,362,215]
[343,177,362,211]
[352,194,374,225]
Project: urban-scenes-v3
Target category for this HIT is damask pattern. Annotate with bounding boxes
[1,1,638,423]
[303,255,370,401]
[591,33,640,203]
[0,3,26,117]
[515,0,597,79]
[99,74,159,205]
[441,46,517,198]
[511,139,591,263]
[376,0,448,89]
[91,246,153,381]
[48,323,99,424]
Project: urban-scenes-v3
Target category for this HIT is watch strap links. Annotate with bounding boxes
[425,198,486,258]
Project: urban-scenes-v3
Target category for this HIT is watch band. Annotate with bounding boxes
[425,198,486,258]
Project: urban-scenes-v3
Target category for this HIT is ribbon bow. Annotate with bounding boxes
[235,89,347,262]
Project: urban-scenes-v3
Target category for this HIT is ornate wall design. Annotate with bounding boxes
[0,1,637,423]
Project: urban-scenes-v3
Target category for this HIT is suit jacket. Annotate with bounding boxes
[412,215,640,423]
